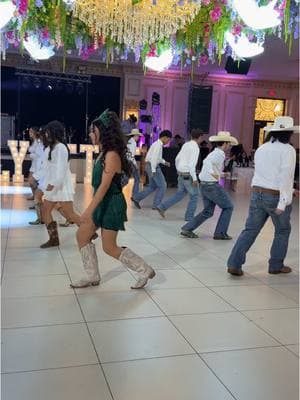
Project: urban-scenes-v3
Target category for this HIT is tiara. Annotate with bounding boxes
[94,109,111,128]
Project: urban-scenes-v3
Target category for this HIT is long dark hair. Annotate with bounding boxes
[45,120,70,161]
[92,111,132,176]
[39,126,48,149]
[264,130,293,144]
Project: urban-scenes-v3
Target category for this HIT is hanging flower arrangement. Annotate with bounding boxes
[0,0,298,72]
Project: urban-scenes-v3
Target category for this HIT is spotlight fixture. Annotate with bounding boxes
[33,78,41,89]
[22,77,30,89]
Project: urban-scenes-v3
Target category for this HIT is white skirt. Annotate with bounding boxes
[43,170,74,202]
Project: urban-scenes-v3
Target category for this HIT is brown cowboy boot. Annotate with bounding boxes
[40,221,60,248]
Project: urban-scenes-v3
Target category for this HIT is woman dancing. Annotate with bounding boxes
[70,110,156,289]
[40,121,81,248]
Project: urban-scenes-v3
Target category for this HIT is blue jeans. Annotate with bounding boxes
[158,175,199,221]
[227,192,292,272]
[182,183,233,236]
[131,164,140,199]
[134,163,167,208]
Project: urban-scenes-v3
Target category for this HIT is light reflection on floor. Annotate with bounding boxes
[0,185,32,195]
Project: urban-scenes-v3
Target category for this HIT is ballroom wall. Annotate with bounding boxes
[124,71,299,152]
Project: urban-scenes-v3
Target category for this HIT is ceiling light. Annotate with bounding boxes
[0,1,16,30]
[144,49,173,72]
[232,0,280,30]
[23,35,55,61]
[225,31,264,58]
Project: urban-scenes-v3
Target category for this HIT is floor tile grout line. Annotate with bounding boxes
[1,362,101,375]
[58,246,115,400]
[142,286,239,400]
[3,307,299,330]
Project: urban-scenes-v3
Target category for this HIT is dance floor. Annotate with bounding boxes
[1,183,299,400]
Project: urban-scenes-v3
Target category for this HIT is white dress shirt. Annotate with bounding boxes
[127,137,137,167]
[251,141,296,211]
[199,147,225,182]
[175,140,200,181]
[145,139,166,173]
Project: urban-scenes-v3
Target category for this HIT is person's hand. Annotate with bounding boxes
[46,184,54,191]
[165,162,171,167]
[192,180,199,187]
[275,208,284,215]
[80,209,93,224]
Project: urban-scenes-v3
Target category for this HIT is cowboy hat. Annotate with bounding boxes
[264,116,299,133]
[209,131,238,145]
[125,128,143,137]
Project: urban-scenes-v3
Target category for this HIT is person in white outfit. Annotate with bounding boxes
[156,129,204,221]
[126,128,143,200]
[227,117,298,276]
[131,130,172,210]
[27,127,43,202]
[40,121,81,248]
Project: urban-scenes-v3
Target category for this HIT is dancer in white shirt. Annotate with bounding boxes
[131,130,172,210]
[40,121,81,248]
[156,129,204,221]
[181,131,238,239]
[126,128,143,200]
[227,117,298,276]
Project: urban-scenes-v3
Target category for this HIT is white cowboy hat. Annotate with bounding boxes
[209,131,238,145]
[264,116,300,133]
[125,128,143,136]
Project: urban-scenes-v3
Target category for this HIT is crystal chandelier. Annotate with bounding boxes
[74,0,201,48]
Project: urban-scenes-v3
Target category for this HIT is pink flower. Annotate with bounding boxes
[199,54,209,65]
[41,28,49,40]
[232,24,242,35]
[210,10,221,22]
[210,6,222,23]
[202,0,210,5]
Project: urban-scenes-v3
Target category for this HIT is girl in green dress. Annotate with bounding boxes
[70,110,156,289]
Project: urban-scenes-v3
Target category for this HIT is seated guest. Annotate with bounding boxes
[238,151,250,167]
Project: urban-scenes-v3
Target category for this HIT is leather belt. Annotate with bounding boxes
[178,173,191,177]
[252,186,280,195]
[200,181,218,185]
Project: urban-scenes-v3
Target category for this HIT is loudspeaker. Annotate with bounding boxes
[225,56,252,75]
[141,115,152,123]
[187,85,212,134]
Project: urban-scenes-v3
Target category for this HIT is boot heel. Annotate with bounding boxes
[149,270,156,279]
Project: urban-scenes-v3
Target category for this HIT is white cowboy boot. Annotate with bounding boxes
[70,243,100,288]
[119,247,156,289]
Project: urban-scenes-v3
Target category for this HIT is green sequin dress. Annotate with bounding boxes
[92,157,127,231]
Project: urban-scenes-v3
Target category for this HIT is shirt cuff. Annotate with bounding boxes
[277,199,287,211]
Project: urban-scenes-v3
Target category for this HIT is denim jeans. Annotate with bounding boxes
[227,192,292,272]
[182,183,233,236]
[134,163,167,208]
[131,164,140,199]
[159,175,199,221]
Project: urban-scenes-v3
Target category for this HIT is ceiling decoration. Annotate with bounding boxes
[0,0,299,73]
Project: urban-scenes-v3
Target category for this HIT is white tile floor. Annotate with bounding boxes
[1,183,299,400]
